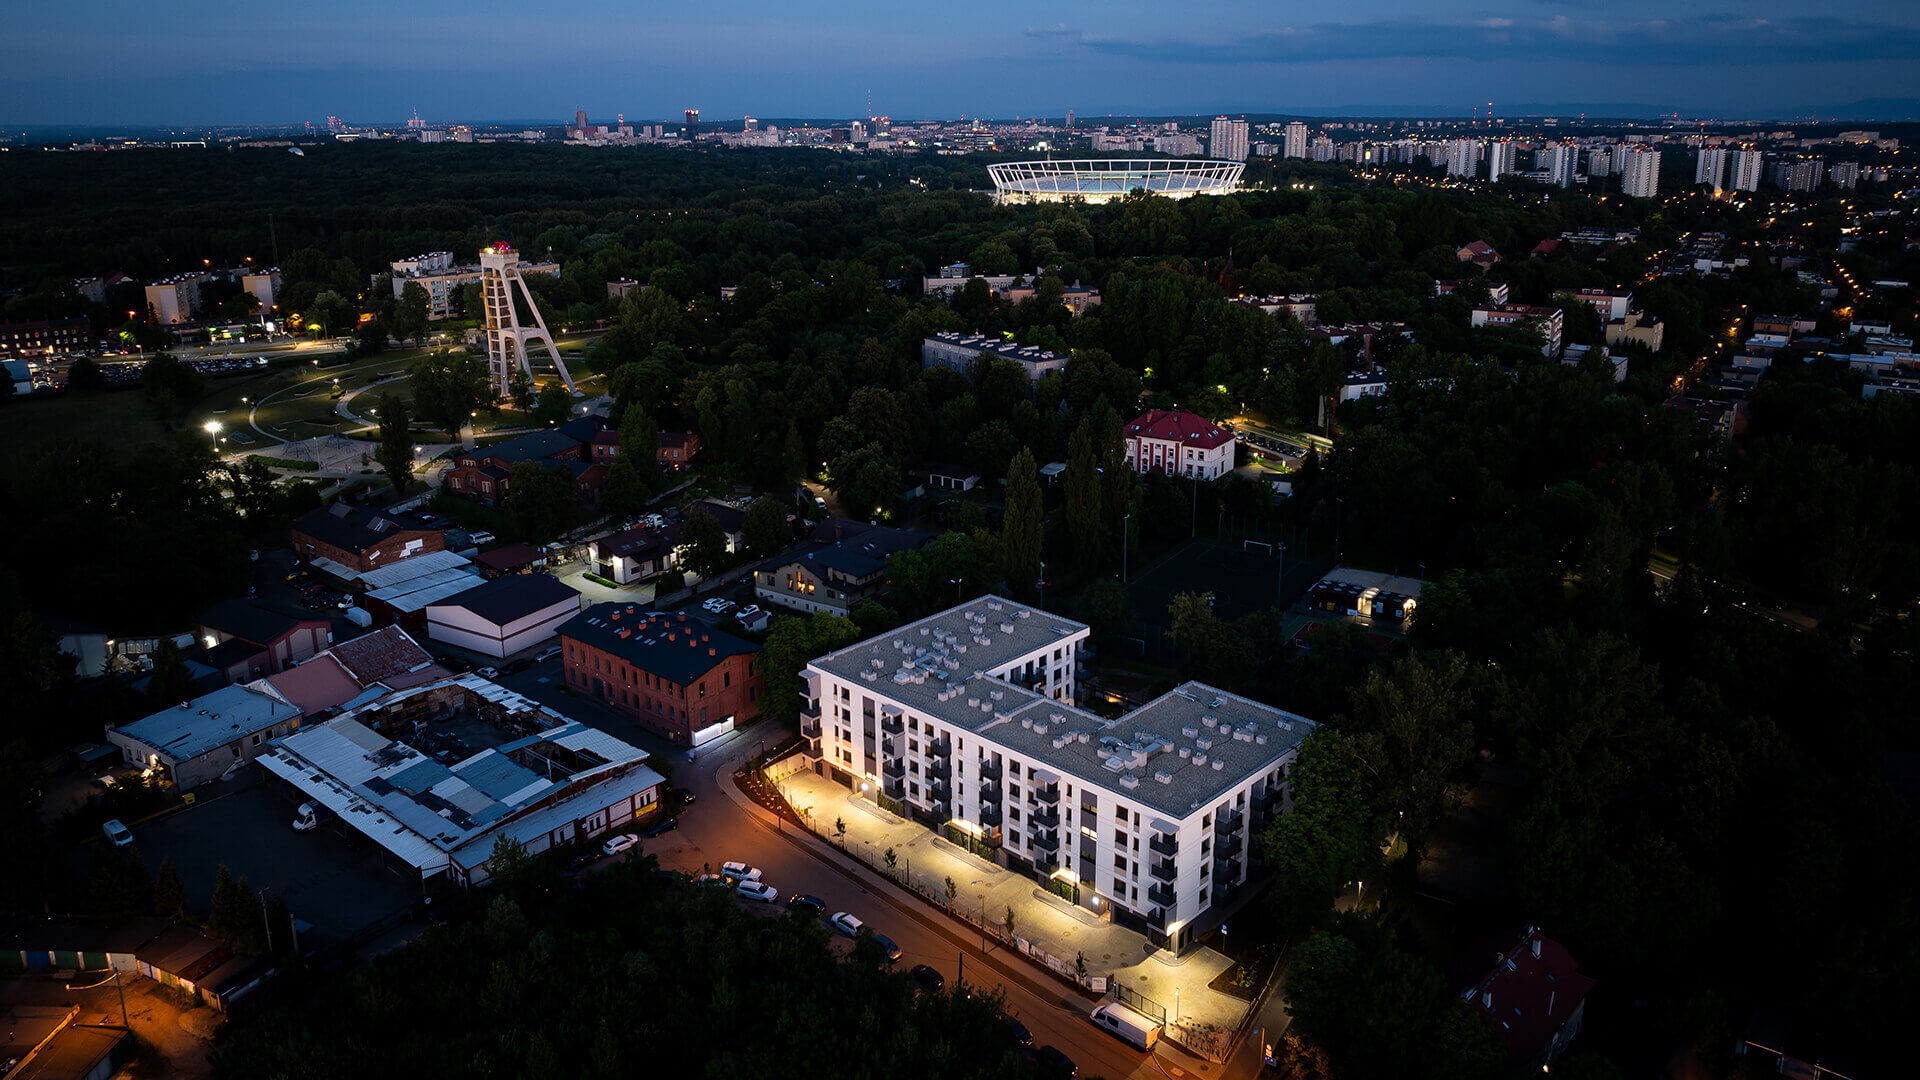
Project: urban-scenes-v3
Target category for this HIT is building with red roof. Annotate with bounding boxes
[1122,409,1237,481]
[1459,926,1595,1070]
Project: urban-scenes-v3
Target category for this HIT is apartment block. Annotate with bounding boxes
[801,597,1316,952]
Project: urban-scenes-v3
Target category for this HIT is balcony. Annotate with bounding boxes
[979,804,1003,827]
[1029,806,1059,830]
[800,715,821,739]
[882,759,904,778]
[977,758,1002,781]
[1034,851,1061,873]
[1150,858,1177,883]
[881,713,904,735]
[930,780,951,804]
[1213,856,1242,882]
[883,775,905,799]
[1030,830,1059,852]
[1218,808,1245,835]
[927,736,951,757]
[1214,831,1243,859]
[979,778,1001,803]
[1149,832,1179,856]
[926,759,951,782]
[1034,784,1059,805]
[1148,881,1176,908]
[1146,906,1173,931]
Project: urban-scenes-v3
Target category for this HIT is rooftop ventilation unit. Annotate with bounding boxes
[1155,770,1174,785]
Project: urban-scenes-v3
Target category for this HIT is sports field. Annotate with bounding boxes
[1124,535,1331,621]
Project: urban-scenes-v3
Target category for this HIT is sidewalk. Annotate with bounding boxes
[767,764,1253,1050]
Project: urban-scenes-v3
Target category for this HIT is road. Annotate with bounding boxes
[636,731,1210,1080]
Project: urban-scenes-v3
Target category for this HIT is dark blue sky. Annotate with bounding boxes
[8,1,1918,125]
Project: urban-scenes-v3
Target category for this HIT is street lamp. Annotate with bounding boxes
[204,419,222,447]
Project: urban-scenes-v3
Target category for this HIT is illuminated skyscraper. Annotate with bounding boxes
[1209,116,1249,161]
[479,243,576,399]
[1488,141,1517,181]
[1284,121,1308,159]
[1695,147,1728,191]
[1730,149,1764,192]
[1621,149,1661,198]
[684,109,699,138]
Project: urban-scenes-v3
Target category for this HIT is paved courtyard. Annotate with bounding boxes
[770,764,1250,1047]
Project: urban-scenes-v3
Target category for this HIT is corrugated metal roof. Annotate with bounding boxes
[355,548,472,588]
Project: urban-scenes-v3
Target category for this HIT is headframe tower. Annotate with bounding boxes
[478,242,577,398]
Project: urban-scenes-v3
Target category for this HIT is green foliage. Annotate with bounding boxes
[86,844,152,917]
[1001,448,1043,601]
[502,461,577,542]
[139,353,203,427]
[759,611,861,720]
[677,507,730,579]
[153,856,187,918]
[533,378,572,426]
[1257,732,1387,936]
[742,497,790,558]
[375,392,414,494]
[409,351,493,439]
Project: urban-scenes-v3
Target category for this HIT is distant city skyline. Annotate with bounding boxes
[5,1,1919,126]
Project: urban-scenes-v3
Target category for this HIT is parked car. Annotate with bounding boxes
[670,788,696,806]
[1004,1017,1034,1048]
[476,666,499,679]
[719,861,761,882]
[566,852,603,872]
[910,965,945,993]
[873,933,903,963]
[535,645,563,663]
[642,816,678,838]
[101,819,132,847]
[601,833,639,856]
[828,911,864,937]
[468,531,496,545]
[787,894,826,917]
[735,604,762,621]
[736,880,779,903]
[1032,1046,1077,1078]
[696,873,733,891]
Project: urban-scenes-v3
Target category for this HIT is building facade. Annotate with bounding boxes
[921,333,1069,385]
[1695,147,1728,191]
[1731,149,1764,192]
[1209,117,1249,161]
[292,503,444,574]
[1283,121,1308,159]
[386,251,559,320]
[1620,149,1661,198]
[1122,408,1237,480]
[0,318,89,359]
[559,605,763,747]
[1473,304,1565,357]
[801,597,1316,953]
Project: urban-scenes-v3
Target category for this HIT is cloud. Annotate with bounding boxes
[1072,14,1920,67]
[1024,23,1078,38]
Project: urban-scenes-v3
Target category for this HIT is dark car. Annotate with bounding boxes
[642,816,679,838]
[566,852,602,872]
[787,893,825,918]
[1004,1017,1034,1048]
[873,933,902,963]
[671,788,696,806]
[1032,1046,1077,1078]
[654,869,690,885]
[503,658,532,675]
[909,964,944,993]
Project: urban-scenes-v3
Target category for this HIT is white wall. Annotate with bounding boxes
[425,597,580,659]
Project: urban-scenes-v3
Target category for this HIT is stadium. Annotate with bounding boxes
[987,159,1245,204]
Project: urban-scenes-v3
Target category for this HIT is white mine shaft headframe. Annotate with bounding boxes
[479,242,577,398]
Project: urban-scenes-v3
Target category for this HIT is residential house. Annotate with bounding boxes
[261,625,451,715]
[1568,288,1633,322]
[1456,240,1501,269]
[589,524,679,585]
[291,503,444,575]
[442,416,611,508]
[921,333,1069,386]
[1606,312,1666,353]
[194,599,332,684]
[1123,409,1237,481]
[657,430,700,470]
[471,543,550,578]
[559,604,764,746]
[1458,927,1595,1070]
[753,517,932,616]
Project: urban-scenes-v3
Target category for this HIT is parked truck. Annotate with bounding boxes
[291,802,335,831]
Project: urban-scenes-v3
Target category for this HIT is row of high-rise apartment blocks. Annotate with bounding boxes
[801,596,1312,953]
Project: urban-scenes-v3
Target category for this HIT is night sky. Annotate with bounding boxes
[8,1,1919,125]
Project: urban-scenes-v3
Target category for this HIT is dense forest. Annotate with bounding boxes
[3,143,1917,1077]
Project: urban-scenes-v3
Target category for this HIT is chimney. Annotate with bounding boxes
[1481,991,1492,1009]
[708,647,716,656]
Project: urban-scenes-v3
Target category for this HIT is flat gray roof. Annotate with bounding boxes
[811,595,1087,690]
[116,683,302,762]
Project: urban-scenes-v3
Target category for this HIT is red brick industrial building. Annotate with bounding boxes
[558,604,762,747]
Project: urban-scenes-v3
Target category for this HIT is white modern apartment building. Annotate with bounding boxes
[144,272,212,325]
[1446,139,1481,178]
[1122,408,1237,480]
[1544,143,1577,188]
[1284,121,1309,159]
[1209,117,1249,161]
[801,597,1316,952]
[921,332,1068,385]
[1695,147,1728,192]
[241,269,281,314]
[1731,150,1764,193]
[1621,149,1661,198]
[1488,141,1518,182]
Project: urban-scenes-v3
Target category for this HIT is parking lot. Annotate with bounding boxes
[124,776,419,944]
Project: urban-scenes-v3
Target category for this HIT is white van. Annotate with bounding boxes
[1090,1002,1161,1051]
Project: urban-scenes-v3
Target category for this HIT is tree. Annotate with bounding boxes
[600,455,649,520]
[507,369,536,413]
[66,356,105,394]
[222,456,279,520]
[391,280,431,344]
[140,352,203,426]
[486,834,538,896]
[742,497,789,558]
[354,318,387,358]
[1339,652,1477,856]
[1063,418,1103,577]
[375,392,414,494]
[1258,732,1387,935]
[144,639,195,709]
[1002,448,1043,601]
[502,461,577,542]
[830,442,903,521]
[410,351,493,439]
[1003,905,1017,938]
[154,856,187,918]
[834,817,847,846]
[534,379,573,426]
[206,863,243,943]
[945,875,958,908]
[884,847,897,873]
[677,507,731,579]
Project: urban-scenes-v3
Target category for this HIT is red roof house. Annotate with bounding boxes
[1459,927,1595,1069]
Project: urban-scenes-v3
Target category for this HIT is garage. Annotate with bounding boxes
[425,573,584,659]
